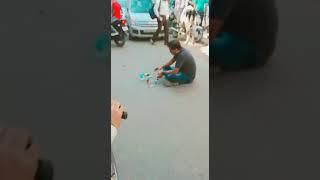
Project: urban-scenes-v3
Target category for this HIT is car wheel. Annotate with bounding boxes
[194,26,204,43]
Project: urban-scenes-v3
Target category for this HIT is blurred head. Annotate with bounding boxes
[167,40,182,55]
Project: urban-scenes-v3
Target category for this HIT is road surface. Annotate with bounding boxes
[111,39,209,180]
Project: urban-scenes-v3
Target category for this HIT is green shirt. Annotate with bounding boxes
[194,0,208,12]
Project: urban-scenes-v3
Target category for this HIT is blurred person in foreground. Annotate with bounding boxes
[210,0,278,72]
[0,128,39,180]
[0,100,124,180]
[111,101,124,144]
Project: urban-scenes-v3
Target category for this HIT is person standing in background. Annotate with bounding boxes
[151,0,170,45]
[194,0,208,26]
[111,0,122,20]
[174,0,188,22]
[169,0,175,11]
[111,0,123,34]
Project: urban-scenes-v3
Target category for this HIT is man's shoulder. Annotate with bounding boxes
[182,48,192,55]
[178,48,193,59]
[114,2,121,6]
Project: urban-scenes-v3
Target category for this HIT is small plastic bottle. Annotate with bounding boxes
[139,73,145,80]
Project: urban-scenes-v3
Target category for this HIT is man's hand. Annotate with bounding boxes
[157,71,165,78]
[0,127,39,180]
[154,66,162,72]
[111,101,124,129]
[157,16,163,22]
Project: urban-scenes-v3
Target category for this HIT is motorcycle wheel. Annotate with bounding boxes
[178,28,186,41]
[172,30,178,38]
[194,26,204,43]
[111,151,119,180]
[114,33,126,47]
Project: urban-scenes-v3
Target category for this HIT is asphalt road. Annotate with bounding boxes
[111,38,209,180]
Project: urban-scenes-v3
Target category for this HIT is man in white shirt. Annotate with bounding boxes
[111,101,124,144]
[174,0,188,22]
[151,0,170,45]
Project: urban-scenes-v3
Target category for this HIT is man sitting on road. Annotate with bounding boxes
[155,40,197,86]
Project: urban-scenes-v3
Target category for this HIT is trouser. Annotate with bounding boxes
[152,15,169,44]
[197,11,204,26]
[163,66,192,84]
[174,8,184,22]
[210,32,261,68]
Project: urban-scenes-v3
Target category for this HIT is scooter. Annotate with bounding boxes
[111,18,128,47]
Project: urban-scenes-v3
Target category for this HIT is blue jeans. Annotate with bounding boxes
[210,32,258,67]
[163,66,191,84]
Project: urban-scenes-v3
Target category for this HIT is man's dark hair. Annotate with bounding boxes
[167,40,182,50]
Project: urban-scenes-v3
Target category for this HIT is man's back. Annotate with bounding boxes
[212,0,278,60]
[175,48,197,81]
[112,1,122,19]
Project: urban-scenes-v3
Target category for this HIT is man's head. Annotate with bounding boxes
[167,40,182,55]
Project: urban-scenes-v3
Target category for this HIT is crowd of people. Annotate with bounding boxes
[150,0,209,45]
[111,0,208,44]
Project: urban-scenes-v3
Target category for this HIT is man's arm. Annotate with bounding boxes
[162,58,176,68]
[156,58,175,70]
[163,67,179,74]
[163,56,185,75]
[111,101,123,145]
[112,3,115,15]
[111,125,117,145]
[154,0,161,18]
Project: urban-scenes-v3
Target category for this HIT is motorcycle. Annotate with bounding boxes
[169,5,204,43]
[111,18,128,47]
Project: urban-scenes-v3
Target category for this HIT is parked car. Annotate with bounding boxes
[126,0,164,39]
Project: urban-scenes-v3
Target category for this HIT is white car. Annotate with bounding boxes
[126,0,164,39]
